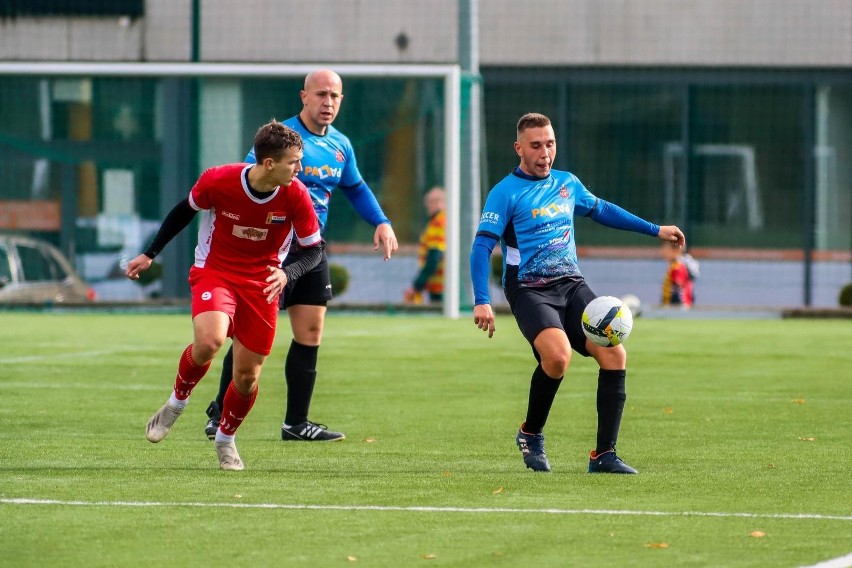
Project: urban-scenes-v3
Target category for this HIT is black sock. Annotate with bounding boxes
[523,365,563,434]
[596,369,627,454]
[214,344,234,410]
[285,340,319,425]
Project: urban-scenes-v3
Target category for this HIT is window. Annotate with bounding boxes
[0,245,12,285]
[17,244,54,282]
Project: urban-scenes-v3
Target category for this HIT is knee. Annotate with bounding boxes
[193,336,226,362]
[541,350,571,378]
[300,328,322,346]
[594,345,627,369]
[232,371,259,394]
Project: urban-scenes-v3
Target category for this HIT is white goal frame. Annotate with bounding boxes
[0,62,463,318]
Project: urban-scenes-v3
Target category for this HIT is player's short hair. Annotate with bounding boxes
[516,113,552,135]
[253,120,303,162]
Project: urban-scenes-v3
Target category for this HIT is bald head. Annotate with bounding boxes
[299,69,344,135]
[304,69,342,91]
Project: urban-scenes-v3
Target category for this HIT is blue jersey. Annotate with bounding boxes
[245,116,365,231]
[476,167,598,287]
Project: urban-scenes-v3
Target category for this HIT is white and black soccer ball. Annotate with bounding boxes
[581,295,634,347]
[620,294,642,318]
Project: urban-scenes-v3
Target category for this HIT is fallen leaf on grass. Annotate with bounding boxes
[644,543,669,549]
[492,486,504,494]
[441,471,453,477]
[767,463,776,468]
[792,399,806,404]
[364,438,377,443]
[346,555,358,562]
[663,407,673,414]
[749,531,766,538]
[798,437,816,441]
[421,553,436,560]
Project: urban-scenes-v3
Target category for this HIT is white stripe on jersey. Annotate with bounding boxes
[277,229,295,266]
[297,231,322,247]
[240,165,279,203]
[505,246,521,265]
[194,210,215,268]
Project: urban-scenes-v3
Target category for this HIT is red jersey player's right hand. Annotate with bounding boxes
[263,265,288,304]
[125,254,153,280]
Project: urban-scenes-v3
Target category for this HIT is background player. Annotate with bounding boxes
[470,113,685,474]
[404,186,446,304]
[205,69,399,442]
[661,241,699,308]
[126,121,322,470]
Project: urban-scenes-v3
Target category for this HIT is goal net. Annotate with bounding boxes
[0,62,463,317]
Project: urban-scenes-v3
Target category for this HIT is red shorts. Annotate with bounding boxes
[188,266,279,356]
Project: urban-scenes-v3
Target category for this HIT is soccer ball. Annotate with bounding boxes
[620,294,642,318]
[582,296,633,347]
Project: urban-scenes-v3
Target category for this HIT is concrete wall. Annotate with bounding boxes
[1,0,850,67]
[480,0,852,67]
[331,254,852,309]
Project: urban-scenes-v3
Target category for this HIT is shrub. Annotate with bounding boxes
[329,263,350,297]
[135,262,163,286]
[839,282,852,307]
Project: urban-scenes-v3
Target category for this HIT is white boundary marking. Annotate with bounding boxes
[2,498,850,521]
[800,553,852,568]
[0,346,157,364]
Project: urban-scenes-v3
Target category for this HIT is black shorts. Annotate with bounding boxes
[279,247,333,309]
[505,275,597,358]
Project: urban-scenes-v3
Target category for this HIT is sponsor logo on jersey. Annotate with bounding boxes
[303,165,342,180]
[480,211,500,224]
[201,291,212,301]
[531,202,571,219]
[221,210,240,220]
[232,225,269,241]
[559,185,569,199]
[266,212,287,224]
[335,150,345,162]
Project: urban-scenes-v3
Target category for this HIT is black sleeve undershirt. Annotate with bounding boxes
[143,199,197,259]
[282,241,324,282]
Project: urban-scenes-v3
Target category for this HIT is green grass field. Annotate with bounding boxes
[0,311,850,567]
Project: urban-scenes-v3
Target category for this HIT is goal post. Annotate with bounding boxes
[0,62,463,318]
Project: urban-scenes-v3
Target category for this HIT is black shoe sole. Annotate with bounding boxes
[281,431,346,442]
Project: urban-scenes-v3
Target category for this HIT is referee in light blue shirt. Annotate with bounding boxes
[206,70,398,443]
[470,112,685,474]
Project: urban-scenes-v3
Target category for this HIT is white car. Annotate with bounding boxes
[0,235,95,303]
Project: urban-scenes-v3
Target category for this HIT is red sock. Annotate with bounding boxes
[173,344,211,401]
[219,381,257,436]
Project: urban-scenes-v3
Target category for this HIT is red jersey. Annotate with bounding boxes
[189,164,321,279]
[662,259,694,307]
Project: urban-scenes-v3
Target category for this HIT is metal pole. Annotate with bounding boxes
[458,0,480,312]
[680,84,692,237]
[444,67,462,319]
[802,86,816,307]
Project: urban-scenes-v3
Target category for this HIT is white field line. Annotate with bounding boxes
[0,382,161,391]
[1,498,850,521]
[800,553,852,568]
[0,346,158,364]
